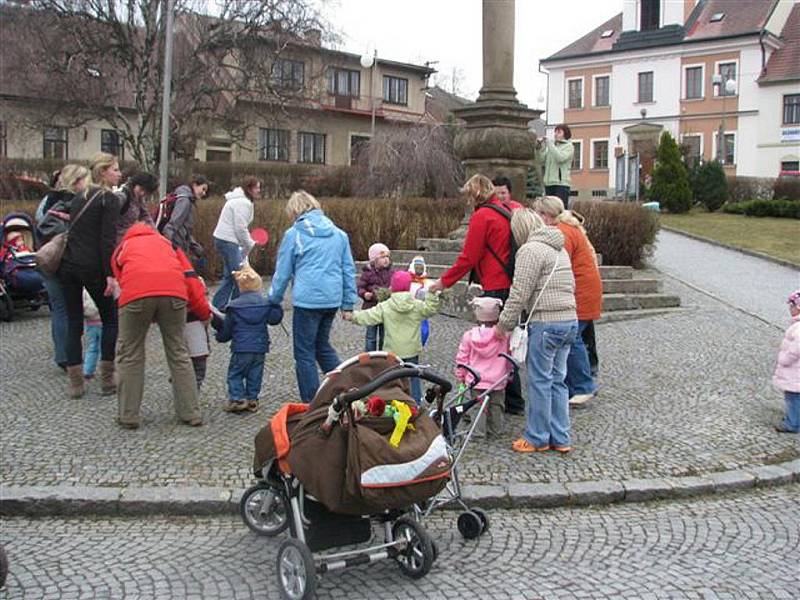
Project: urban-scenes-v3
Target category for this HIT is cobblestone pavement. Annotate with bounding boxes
[2,485,798,599]
[1,273,797,490]
[652,229,800,328]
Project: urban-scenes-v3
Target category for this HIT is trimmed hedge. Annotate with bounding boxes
[722,199,800,219]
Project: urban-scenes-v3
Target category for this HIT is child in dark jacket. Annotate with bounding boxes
[357,243,394,351]
[215,264,283,413]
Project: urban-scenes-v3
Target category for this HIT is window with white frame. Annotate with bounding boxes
[640,0,660,31]
[713,132,736,165]
[298,131,325,164]
[571,140,582,170]
[717,61,737,96]
[637,71,653,103]
[592,139,609,169]
[100,129,124,159]
[594,75,610,107]
[43,126,68,159]
[259,128,290,161]
[684,65,703,100]
[567,78,583,109]
[682,134,702,168]
[783,94,800,125]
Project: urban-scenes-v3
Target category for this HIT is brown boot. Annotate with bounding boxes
[66,365,86,398]
[99,360,116,396]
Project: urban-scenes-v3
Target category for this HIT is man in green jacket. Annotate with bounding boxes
[347,270,440,402]
[541,124,575,209]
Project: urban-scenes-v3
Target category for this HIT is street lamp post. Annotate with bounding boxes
[159,0,176,196]
[713,74,737,165]
[360,49,378,138]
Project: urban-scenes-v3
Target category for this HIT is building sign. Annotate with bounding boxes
[781,128,800,143]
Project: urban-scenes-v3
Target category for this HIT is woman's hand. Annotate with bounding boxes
[364,291,374,300]
[104,276,119,298]
[428,279,444,294]
[341,310,353,321]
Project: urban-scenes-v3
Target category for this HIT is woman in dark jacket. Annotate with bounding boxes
[58,152,121,399]
[163,175,209,267]
[115,172,159,244]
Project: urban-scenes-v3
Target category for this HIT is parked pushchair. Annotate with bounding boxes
[242,352,454,600]
[0,213,47,320]
[416,352,519,539]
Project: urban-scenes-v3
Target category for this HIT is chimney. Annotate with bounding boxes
[304,28,322,47]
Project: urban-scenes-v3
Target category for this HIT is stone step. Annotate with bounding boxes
[597,306,686,324]
[391,249,461,266]
[601,278,661,294]
[415,238,604,265]
[356,261,632,281]
[602,293,681,312]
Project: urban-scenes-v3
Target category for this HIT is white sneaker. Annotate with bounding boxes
[569,393,594,406]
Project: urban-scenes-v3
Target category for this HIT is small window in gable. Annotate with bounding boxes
[600,29,614,38]
[710,12,725,23]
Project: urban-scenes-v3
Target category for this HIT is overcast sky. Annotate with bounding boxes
[317,0,619,115]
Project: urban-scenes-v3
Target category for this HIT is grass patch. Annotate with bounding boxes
[659,209,800,266]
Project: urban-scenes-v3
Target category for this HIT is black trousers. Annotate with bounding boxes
[59,268,118,367]
[581,320,598,375]
[480,288,525,412]
[545,185,571,209]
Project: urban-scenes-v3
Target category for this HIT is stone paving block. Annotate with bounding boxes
[507,482,569,508]
[749,465,794,487]
[621,478,675,502]
[667,476,715,498]
[0,485,120,516]
[564,480,625,506]
[460,484,509,509]
[119,486,232,516]
[708,470,756,494]
[781,459,800,482]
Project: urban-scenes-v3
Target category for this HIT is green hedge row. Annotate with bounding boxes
[721,199,800,219]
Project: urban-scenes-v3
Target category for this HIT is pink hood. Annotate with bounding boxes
[773,316,800,393]
[455,325,512,390]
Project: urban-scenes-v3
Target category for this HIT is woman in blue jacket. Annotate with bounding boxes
[268,190,357,403]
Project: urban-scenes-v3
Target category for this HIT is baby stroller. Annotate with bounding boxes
[0,213,47,320]
[416,352,519,539]
[242,352,454,600]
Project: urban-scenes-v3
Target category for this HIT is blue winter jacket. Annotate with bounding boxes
[215,291,283,354]
[268,209,358,310]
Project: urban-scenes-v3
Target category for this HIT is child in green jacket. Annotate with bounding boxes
[347,270,440,402]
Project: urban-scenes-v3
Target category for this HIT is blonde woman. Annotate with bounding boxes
[495,209,578,454]
[58,152,122,398]
[532,196,602,406]
[268,190,357,403]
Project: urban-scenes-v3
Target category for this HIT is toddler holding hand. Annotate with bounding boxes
[773,290,800,433]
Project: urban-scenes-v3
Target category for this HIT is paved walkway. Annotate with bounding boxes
[2,486,797,599]
[652,229,800,328]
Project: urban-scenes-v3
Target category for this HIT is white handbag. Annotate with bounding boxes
[508,260,559,364]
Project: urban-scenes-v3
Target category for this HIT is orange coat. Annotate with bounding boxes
[557,222,602,321]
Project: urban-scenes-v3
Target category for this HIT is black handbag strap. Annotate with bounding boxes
[69,189,102,230]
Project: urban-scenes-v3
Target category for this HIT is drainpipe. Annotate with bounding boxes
[538,63,550,128]
[758,29,767,77]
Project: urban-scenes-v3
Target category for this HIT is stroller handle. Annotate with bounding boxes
[499,352,520,371]
[456,363,481,388]
[339,365,452,406]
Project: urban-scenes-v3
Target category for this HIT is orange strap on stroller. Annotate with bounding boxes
[271,403,311,474]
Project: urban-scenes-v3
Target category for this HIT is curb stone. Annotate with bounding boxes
[2,459,798,517]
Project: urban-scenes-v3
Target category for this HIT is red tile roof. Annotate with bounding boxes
[544,13,622,62]
[759,3,800,84]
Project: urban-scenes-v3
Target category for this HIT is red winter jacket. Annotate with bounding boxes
[111,223,211,320]
[440,196,523,292]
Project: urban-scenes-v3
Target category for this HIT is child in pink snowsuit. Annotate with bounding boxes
[773,290,800,433]
[455,296,512,439]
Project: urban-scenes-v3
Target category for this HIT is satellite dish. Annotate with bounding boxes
[360,54,374,69]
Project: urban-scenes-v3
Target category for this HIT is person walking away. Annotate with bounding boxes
[162,175,209,271]
[348,271,440,403]
[357,242,394,351]
[215,264,283,413]
[112,223,210,429]
[35,165,89,372]
[773,290,800,433]
[540,124,575,209]
[533,196,601,407]
[115,172,158,244]
[495,209,578,454]
[212,176,260,309]
[455,297,511,439]
[58,152,121,399]
[82,288,102,380]
[268,190,357,403]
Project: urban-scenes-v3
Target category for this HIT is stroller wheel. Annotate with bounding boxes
[471,507,489,534]
[0,293,13,322]
[392,516,434,579]
[276,539,316,600]
[240,483,289,536]
[457,511,483,540]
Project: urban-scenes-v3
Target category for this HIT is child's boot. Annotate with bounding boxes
[66,365,86,398]
[99,360,116,396]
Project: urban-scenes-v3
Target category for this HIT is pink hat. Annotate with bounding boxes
[471,296,503,322]
[788,290,800,309]
[368,243,390,262]
[390,270,412,293]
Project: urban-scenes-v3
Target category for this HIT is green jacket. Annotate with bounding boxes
[351,291,440,357]
[542,139,574,187]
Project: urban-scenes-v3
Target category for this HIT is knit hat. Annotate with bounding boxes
[471,296,503,322]
[390,270,412,293]
[788,290,800,309]
[368,243,390,263]
[233,264,262,292]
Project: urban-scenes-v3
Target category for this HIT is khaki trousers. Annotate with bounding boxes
[117,296,200,424]
[473,389,505,439]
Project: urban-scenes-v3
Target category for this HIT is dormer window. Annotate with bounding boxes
[710,12,725,23]
[600,29,614,38]
[640,0,660,31]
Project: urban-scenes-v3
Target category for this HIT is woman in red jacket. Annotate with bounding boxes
[112,223,211,430]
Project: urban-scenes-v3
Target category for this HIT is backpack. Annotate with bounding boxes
[470,201,517,283]
[154,193,178,233]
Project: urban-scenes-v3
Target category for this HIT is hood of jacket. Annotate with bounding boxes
[293,209,335,238]
[467,325,506,357]
[386,291,418,313]
[224,187,250,203]
[228,292,269,325]
[527,226,565,252]
[175,184,195,202]
[121,222,159,242]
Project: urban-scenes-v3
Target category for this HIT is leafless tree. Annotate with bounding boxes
[2,0,331,170]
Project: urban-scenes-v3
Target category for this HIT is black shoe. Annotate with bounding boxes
[774,424,799,434]
[505,406,525,416]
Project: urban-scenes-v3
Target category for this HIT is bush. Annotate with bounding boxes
[572,200,660,268]
[721,199,800,219]
[691,160,728,212]
[649,132,692,213]
[727,176,774,203]
[773,177,800,201]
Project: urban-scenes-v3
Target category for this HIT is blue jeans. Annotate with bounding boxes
[293,307,341,403]
[781,391,800,433]
[212,238,243,310]
[83,323,102,376]
[42,274,68,366]
[365,324,385,352]
[525,320,578,448]
[402,355,421,403]
[227,352,265,402]
[565,320,597,397]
